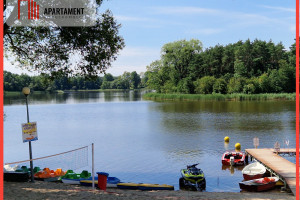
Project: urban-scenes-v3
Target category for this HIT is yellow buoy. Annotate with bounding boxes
[224,136,230,142]
[235,143,241,150]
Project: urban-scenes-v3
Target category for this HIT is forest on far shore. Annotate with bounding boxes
[4,39,297,94]
[144,39,296,94]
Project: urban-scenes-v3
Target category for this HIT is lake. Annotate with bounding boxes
[4,90,296,192]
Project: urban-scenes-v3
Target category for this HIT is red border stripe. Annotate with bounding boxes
[296,0,299,199]
[0,0,4,198]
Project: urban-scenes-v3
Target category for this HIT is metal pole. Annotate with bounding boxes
[92,143,95,190]
[25,96,34,182]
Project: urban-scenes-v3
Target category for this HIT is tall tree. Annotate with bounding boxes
[4,0,125,79]
[161,39,203,83]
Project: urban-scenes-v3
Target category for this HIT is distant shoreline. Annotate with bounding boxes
[4,90,296,101]
[3,89,134,94]
[143,93,296,101]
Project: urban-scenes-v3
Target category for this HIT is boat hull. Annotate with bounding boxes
[61,178,81,185]
[242,162,266,181]
[243,174,264,181]
[4,172,29,182]
[222,151,245,166]
[239,177,279,192]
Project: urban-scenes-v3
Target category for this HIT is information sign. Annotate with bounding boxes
[22,122,38,143]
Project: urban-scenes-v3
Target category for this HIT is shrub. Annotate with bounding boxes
[227,77,246,93]
[213,78,227,94]
[194,76,216,94]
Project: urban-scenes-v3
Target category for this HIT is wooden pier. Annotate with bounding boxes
[245,148,298,196]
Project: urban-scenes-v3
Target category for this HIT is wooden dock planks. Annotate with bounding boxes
[245,148,298,196]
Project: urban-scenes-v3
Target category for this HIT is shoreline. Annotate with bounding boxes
[4,181,295,200]
[143,93,296,101]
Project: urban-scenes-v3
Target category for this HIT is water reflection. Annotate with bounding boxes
[224,142,229,150]
[152,101,295,114]
[221,165,244,175]
[4,90,147,105]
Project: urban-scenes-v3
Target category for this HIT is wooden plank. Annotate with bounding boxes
[245,148,298,196]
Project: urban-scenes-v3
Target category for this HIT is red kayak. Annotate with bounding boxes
[221,151,245,166]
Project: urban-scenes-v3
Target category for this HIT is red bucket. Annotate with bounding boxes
[96,172,109,191]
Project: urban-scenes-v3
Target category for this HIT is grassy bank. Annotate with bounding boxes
[143,93,296,101]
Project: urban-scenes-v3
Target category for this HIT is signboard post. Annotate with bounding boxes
[285,139,289,154]
[274,141,280,154]
[253,137,259,149]
[22,122,38,143]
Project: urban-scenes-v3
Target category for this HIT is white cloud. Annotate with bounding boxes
[106,46,161,76]
[115,15,153,22]
[290,25,296,32]
[186,28,223,35]
[152,6,219,15]
[260,5,295,13]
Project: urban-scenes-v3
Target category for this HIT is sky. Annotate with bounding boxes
[4,0,296,76]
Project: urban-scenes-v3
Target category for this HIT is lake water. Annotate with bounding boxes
[4,91,296,192]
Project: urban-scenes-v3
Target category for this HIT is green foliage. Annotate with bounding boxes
[145,38,296,94]
[234,60,247,77]
[258,73,271,93]
[145,60,166,92]
[143,92,296,101]
[4,70,141,91]
[213,78,227,94]
[161,39,203,82]
[194,76,216,94]
[227,77,246,94]
[177,77,194,94]
[243,84,255,94]
[130,71,141,89]
[4,1,125,79]
[161,81,177,93]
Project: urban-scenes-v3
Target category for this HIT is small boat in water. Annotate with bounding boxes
[222,151,245,166]
[242,162,266,180]
[239,177,279,192]
[80,176,121,188]
[117,183,174,191]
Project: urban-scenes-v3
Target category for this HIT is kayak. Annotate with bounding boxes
[80,177,121,188]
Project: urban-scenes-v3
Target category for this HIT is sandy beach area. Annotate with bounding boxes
[4,181,295,200]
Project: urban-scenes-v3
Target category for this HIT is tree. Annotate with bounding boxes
[194,76,216,94]
[146,60,166,92]
[4,0,125,79]
[213,78,227,94]
[130,71,141,89]
[227,77,246,94]
[161,39,203,83]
